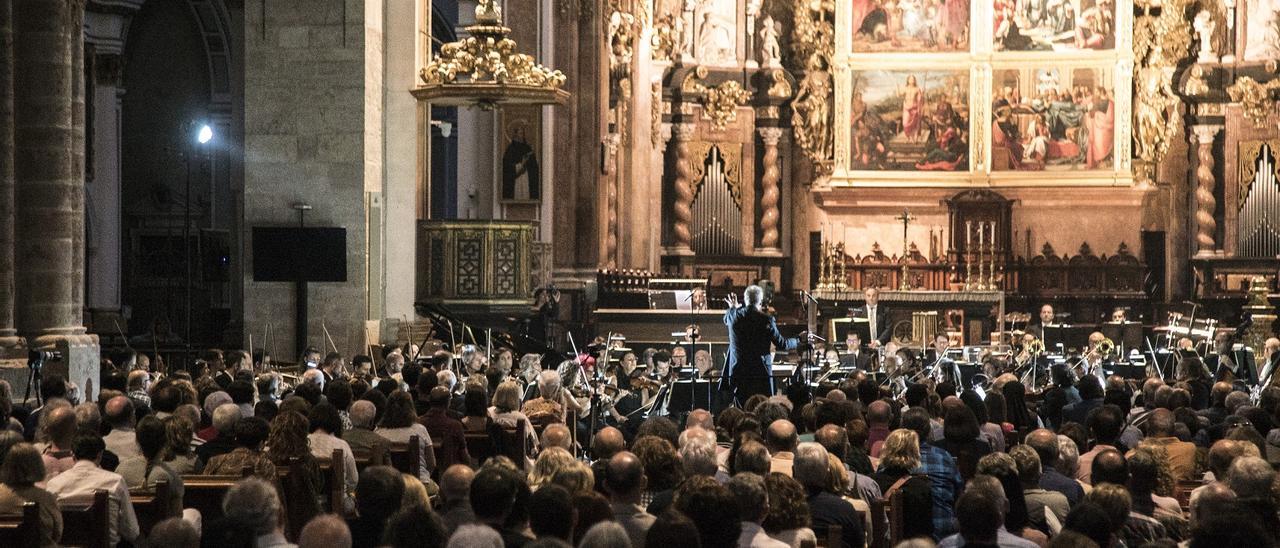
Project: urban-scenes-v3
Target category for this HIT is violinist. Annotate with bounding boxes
[487,347,514,388]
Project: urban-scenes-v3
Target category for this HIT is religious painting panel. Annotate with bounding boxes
[499,106,542,203]
[990,65,1116,172]
[1243,0,1280,61]
[848,69,970,171]
[850,0,971,53]
[993,0,1115,52]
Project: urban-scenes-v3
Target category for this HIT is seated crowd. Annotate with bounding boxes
[0,346,1275,548]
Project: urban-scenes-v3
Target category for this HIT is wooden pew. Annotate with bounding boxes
[313,448,346,515]
[387,435,422,479]
[466,422,526,469]
[812,524,842,548]
[182,473,247,537]
[353,443,389,475]
[0,502,40,548]
[59,489,109,548]
[129,477,174,537]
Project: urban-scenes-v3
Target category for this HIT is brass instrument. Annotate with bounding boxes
[1092,337,1115,358]
[1026,338,1045,355]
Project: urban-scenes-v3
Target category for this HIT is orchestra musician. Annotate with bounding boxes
[1027,304,1057,341]
[1260,338,1280,389]
[840,332,873,370]
[722,285,804,406]
[850,287,893,348]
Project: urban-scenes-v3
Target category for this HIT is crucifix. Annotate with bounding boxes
[896,208,915,290]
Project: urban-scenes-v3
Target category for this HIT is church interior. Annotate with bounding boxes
[4,0,1280,542]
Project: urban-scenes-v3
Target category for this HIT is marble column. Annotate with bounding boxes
[668,123,696,254]
[758,127,784,254]
[13,0,88,346]
[0,0,18,348]
[1192,124,1222,257]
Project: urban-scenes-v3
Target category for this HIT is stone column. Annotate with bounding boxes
[668,123,696,254]
[758,127,784,255]
[1192,124,1222,257]
[14,0,86,345]
[13,0,97,394]
[0,0,18,348]
[603,132,620,268]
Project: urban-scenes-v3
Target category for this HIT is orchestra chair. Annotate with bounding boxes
[0,501,40,548]
[387,435,423,480]
[58,489,109,548]
[129,477,175,537]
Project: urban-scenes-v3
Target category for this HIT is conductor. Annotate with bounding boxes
[721,285,803,406]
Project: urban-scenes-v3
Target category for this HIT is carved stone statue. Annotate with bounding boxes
[696,12,734,64]
[1194,9,1218,63]
[652,13,678,61]
[1134,65,1175,163]
[759,15,782,67]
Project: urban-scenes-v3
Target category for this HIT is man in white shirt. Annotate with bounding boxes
[46,435,140,547]
[102,396,140,462]
[727,472,789,548]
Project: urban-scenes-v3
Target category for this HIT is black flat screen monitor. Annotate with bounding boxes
[252,227,347,282]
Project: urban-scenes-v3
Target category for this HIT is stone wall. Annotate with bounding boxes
[243,0,380,359]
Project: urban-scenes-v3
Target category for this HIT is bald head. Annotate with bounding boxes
[541,423,572,451]
[765,419,798,453]
[1191,481,1236,525]
[814,424,848,459]
[440,464,475,503]
[104,396,133,428]
[1026,429,1060,466]
[45,405,78,446]
[1091,448,1127,486]
[591,426,626,460]
[867,400,891,425]
[605,451,646,497]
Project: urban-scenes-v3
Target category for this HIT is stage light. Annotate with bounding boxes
[197,124,213,144]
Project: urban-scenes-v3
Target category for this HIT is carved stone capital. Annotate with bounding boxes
[757,127,785,146]
[672,123,696,141]
[1192,124,1222,144]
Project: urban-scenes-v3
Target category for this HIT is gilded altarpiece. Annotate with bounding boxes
[826,0,1135,187]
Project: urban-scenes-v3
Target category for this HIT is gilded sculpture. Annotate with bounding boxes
[1131,0,1192,179]
[792,54,833,169]
[700,80,753,129]
[1228,76,1280,127]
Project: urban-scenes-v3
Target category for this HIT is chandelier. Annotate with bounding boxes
[415,0,569,108]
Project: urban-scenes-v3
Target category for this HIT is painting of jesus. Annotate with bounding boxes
[849,70,970,171]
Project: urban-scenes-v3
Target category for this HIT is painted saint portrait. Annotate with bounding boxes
[1244,0,1280,61]
[993,0,1114,52]
[501,117,540,202]
[991,67,1115,171]
[849,70,969,171]
[851,0,971,52]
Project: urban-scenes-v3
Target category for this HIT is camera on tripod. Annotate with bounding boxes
[27,349,62,369]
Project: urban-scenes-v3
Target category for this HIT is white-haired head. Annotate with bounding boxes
[537,369,562,399]
[744,285,765,308]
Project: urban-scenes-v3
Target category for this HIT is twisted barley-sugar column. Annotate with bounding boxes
[1193,125,1221,256]
[758,127,784,250]
[671,124,696,252]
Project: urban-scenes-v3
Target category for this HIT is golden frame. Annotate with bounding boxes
[827,0,1136,188]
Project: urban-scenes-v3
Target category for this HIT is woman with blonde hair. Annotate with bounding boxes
[872,428,935,540]
[528,446,576,491]
[490,380,538,455]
